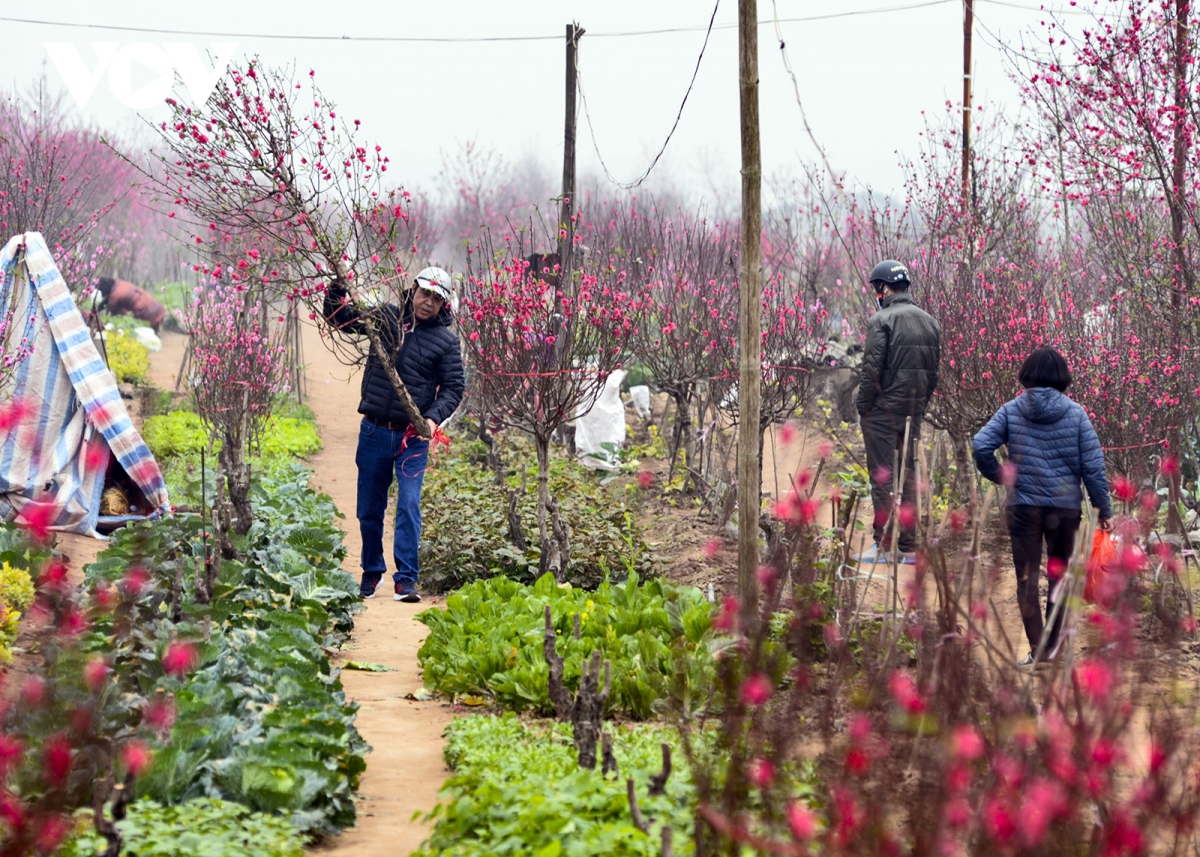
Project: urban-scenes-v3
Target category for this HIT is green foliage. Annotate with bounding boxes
[257,417,322,459]
[104,329,151,384]
[415,714,694,857]
[420,445,656,593]
[0,561,34,663]
[0,521,54,571]
[0,523,53,662]
[416,573,716,720]
[622,363,654,390]
[152,281,192,315]
[81,463,364,837]
[145,410,323,507]
[143,413,320,463]
[101,314,151,332]
[626,424,667,462]
[63,798,304,857]
[143,411,208,459]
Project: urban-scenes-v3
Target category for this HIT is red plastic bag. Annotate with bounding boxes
[1084,529,1122,608]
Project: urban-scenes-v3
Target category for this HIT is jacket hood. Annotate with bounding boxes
[1016,386,1070,424]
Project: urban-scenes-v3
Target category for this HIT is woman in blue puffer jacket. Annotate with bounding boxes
[972,347,1112,667]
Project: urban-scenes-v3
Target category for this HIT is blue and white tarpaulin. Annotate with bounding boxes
[0,233,169,536]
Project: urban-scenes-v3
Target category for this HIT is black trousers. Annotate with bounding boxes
[1006,505,1081,653]
[860,410,920,551]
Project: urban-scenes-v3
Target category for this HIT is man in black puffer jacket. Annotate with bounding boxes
[855,260,941,561]
[323,267,465,602]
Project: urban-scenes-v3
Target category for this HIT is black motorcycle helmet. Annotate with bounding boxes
[868,260,911,295]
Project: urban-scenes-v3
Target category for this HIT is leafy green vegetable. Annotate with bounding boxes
[416,573,717,720]
[142,411,208,458]
[343,661,396,672]
[143,413,321,462]
[415,714,695,857]
[257,417,322,459]
[420,441,656,592]
[82,463,365,837]
[63,798,305,856]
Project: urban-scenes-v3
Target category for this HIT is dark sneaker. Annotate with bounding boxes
[1018,651,1036,668]
[395,580,421,603]
[360,574,383,599]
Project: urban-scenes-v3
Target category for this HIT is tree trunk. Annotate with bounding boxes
[950,429,978,523]
[219,431,253,538]
[535,432,569,580]
[571,650,611,769]
[543,605,572,720]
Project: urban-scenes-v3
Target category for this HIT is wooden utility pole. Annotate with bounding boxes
[559,23,584,274]
[962,0,974,207]
[737,0,763,609]
[1166,0,1190,534]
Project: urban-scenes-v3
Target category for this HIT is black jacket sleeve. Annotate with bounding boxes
[322,279,367,336]
[425,335,465,426]
[856,316,888,415]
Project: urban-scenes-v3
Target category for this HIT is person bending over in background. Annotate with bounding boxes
[323,267,465,603]
[96,277,167,332]
[855,260,941,563]
[972,347,1112,667]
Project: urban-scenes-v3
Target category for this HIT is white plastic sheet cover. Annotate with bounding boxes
[574,369,627,471]
[628,384,652,420]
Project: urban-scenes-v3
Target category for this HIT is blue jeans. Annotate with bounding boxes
[355,418,429,595]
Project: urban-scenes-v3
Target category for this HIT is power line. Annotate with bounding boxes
[978,0,1098,15]
[578,0,720,190]
[0,1,1100,45]
[0,2,962,44]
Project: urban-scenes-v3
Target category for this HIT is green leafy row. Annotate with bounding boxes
[82,463,364,837]
[419,441,656,593]
[64,798,304,857]
[415,714,695,857]
[143,412,322,461]
[417,573,717,720]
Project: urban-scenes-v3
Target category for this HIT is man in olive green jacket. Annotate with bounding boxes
[855,260,941,560]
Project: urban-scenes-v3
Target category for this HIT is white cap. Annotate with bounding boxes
[414,266,452,302]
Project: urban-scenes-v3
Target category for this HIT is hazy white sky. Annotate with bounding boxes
[0,0,1099,206]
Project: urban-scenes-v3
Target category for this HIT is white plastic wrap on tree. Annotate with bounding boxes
[574,369,627,471]
[628,385,651,420]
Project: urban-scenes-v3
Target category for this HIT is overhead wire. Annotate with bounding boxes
[576,0,720,190]
[1,2,965,44]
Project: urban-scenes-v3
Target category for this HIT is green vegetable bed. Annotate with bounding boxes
[416,714,694,857]
[81,463,364,838]
[417,573,716,720]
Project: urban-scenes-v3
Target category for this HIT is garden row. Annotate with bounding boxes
[0,370,368,856]
[405,422,1200,856]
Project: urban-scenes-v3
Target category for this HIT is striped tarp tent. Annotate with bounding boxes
[0,232,169,536]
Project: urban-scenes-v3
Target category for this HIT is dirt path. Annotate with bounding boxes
[149,326,451,856]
